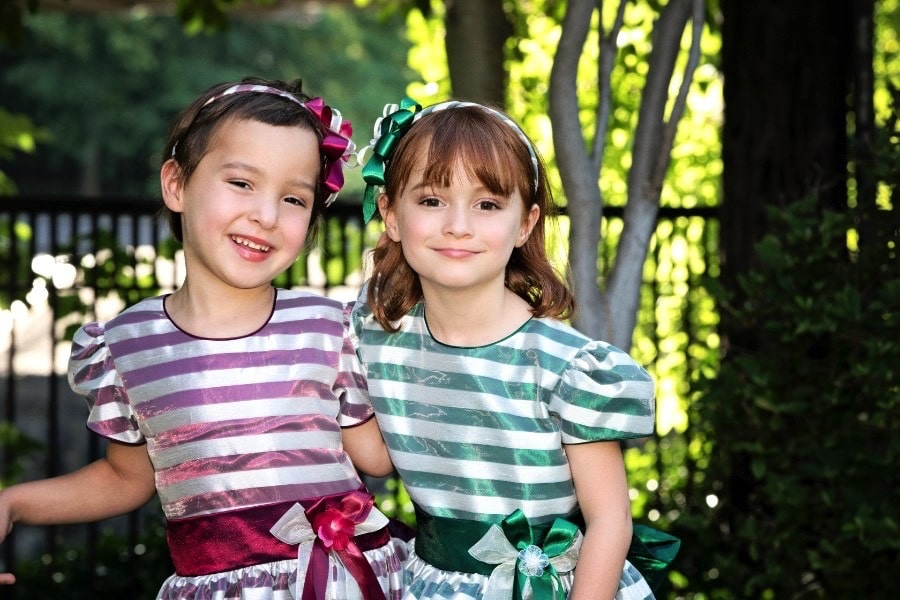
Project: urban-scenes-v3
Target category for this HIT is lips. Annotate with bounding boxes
[436,247,478,258]
[231,235,271,252]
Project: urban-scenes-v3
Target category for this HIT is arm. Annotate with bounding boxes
[342,417,394,478]
[566,441,633,600]
[0,439,157,584]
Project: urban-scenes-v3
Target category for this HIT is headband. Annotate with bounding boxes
[359,98,540,223]
[179,83,355,206]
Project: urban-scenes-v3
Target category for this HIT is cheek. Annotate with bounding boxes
[391,212,424,242]
[288,215,313,241]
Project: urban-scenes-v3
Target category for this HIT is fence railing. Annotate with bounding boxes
[1,194,719,591]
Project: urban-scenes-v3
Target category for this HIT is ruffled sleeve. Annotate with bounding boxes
[549,340,656,444]
[67,322,144,444]
[336,300,375,427]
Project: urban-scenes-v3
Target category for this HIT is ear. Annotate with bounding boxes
[516,203,540,247]
[380,194,401,242]
[160,158,185,214]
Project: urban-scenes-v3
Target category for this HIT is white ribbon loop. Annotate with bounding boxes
[467,523,584,600]
[269,502,390,599]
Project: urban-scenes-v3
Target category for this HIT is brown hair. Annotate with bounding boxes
[160,77,330,244]
[368,104,576,331]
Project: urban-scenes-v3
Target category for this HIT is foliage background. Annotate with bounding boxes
[0,6,414,198]
[1,0,898,598]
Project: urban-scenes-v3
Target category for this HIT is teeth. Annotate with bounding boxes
[232,236,271,252]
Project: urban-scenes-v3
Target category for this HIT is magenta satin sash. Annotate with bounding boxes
[166,491,390,598]
[167,500,299,576]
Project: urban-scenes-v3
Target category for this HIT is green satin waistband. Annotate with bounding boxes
[413,505,585,576]
[413,505,681,592]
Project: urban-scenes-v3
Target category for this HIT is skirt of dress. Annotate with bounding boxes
[156,537,408,600]
[401,539,654,600]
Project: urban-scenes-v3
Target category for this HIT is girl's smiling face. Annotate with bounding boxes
[162,117,320,294]
[381,153,539,298]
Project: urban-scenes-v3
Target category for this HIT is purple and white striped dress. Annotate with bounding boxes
[68,289,406,600]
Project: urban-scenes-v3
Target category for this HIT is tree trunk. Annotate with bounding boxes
[607,0,702,350]
[549,0,606,337]
[720,0,852,300]
[551,0,702,350]
[718,0,853,561]
[443,0,510,104]
[850,0,878,254]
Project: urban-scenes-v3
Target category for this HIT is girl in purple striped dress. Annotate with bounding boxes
[0,78,406,600]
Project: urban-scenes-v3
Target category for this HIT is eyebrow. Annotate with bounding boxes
[222,161,317,192]
[407,180,436,193]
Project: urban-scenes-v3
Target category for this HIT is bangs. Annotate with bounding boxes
[394,108,533,200]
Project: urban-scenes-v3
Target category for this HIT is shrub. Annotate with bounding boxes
[683,196,899,597]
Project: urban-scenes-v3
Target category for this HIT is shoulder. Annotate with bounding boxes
[519,317,593,363]
[271,289,352,344]
[526,316,591,346]
[107,295,166,324]
[276,288,343,309]
[528,317,651,381]
[274,288,345,319]
[72,296,165,351]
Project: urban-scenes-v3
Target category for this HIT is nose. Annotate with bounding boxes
[250,197,279,230]
[443,203,473,237]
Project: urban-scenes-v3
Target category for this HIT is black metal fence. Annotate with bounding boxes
[0,194,719,590]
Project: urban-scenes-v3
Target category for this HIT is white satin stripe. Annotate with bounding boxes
[562,369,656,402]
[151,430,343,468]
[68,360,123,392]
[553,403,656,434]
[372,346,560,386]
[375,414,560,449]
[125,363,334,405]
[161,462,358,505]
[410,488,578,521]
[401,548,652,600]
[374,380,551,417]
[389,450,572,485]
[144,397,341,435]
[85,397,137,423]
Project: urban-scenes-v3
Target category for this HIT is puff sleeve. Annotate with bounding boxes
[336,301,374,427]
[549,339,656,444]
[68,322,144,444]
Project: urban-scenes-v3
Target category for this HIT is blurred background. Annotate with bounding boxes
[1,0,897,598]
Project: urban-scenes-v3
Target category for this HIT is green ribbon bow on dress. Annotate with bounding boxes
[467,509,581,600]
[628,523,682,592]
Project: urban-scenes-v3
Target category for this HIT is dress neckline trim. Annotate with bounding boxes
[161,287,278,340]
[418,303,534,349]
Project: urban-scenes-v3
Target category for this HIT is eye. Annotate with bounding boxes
[228,180,252,190]
[283,196,309,208]
[475,198,502,211]
[419,195,443,208]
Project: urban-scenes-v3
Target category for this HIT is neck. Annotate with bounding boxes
[166,280,275,338]
[421,286,532,347]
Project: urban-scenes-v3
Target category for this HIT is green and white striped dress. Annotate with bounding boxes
[352,297,657,599]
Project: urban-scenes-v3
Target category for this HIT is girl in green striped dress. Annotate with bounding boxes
[352,99,660,599]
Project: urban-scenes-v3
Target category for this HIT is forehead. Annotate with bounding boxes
[205,119,320,176]
[401,132,523,196]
